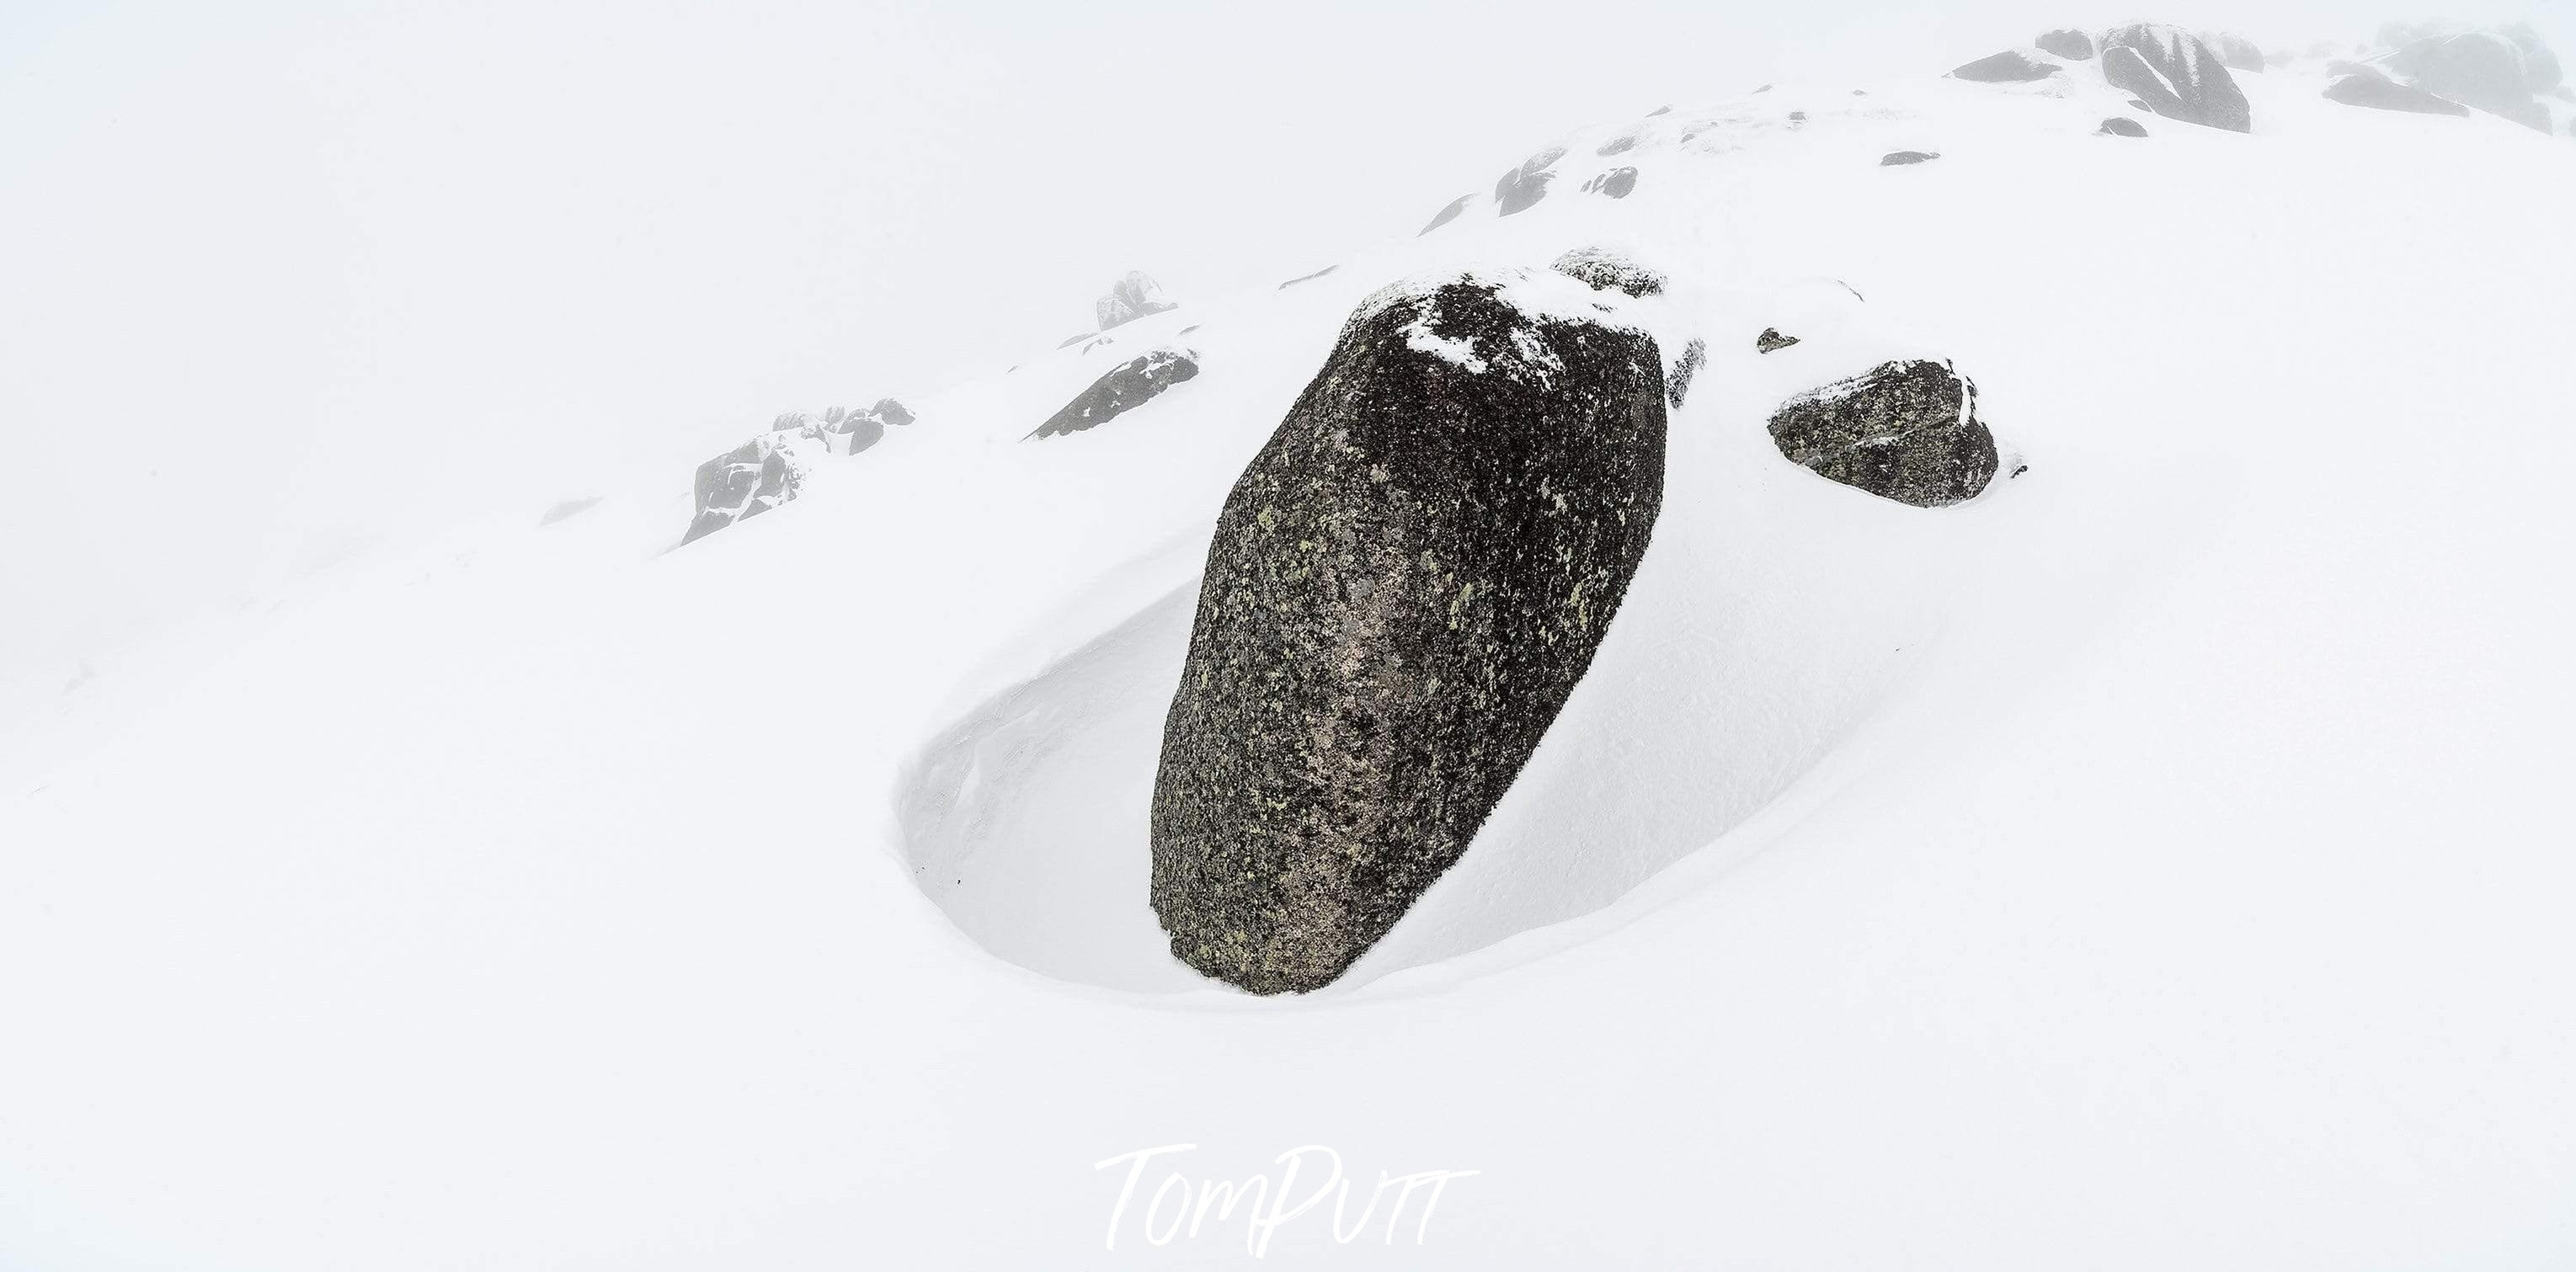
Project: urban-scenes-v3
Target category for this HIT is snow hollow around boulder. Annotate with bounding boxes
[1149,269,1667,993]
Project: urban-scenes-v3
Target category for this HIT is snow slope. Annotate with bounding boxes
[4,56,2575,1270]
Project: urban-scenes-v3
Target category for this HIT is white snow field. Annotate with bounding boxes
[6,58,2576,1270]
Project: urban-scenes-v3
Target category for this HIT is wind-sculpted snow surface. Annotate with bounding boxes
[1149,271,1667,993]
[2102,23,2253,132]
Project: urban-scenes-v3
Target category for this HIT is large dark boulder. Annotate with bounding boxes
[1492,146,1566,216]
[1150,272,1667,993]
[1030,349,1199,439]
[2324,68,2472,116]
[2101,24,2253,132]
[1951,49,2062,82]
[2035,29,2094,60]
[1768,359,1997,507]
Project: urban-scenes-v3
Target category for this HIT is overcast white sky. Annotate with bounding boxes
[2,0,2563,682]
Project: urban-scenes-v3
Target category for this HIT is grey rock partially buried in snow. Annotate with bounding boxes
[1950,49,2063,82]
[1768,359,1998,508]
[1094,270,1178,333]
[1029,348,1199,439]
[1549,246,1665,297]
[2035,29,2095,61]
[1150,269,1668,994]
[2101,23,2253,133]
[1492,146,1565,216]
[2324,67,2472,117]
[682,397,915,544]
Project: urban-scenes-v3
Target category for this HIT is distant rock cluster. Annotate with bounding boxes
[1094,270,1178,333]
[680,398,913,546]
[1948,22,2253,133]
[2327,22,2565,130]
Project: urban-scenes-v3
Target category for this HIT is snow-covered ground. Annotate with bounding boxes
[5,55,2575,1270]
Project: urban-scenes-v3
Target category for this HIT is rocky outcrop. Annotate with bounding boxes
[1419,194,1473,236]
[2323,67,2471,116]
[1581,167,1639,198]
[1093,271,1178,333]
[1951,49,2062,82]
[2099,115,2150,136]
[1550,247,1664,297]
[2200,30,2266,72]
[2035,29,2094,60]
[1493,146,1566,216]
[1150,270,1667,993]
[1768,359,1997,507]
[1029,349,1199,439]
[1756,327,1800,353]
[2101,24,2253,132]
[1880,150,1941,165]
[680,399,915,544]
[2504,23,2563,93]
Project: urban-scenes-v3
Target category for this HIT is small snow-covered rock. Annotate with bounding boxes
[1418,194,1474,236]
[1150,270,1667,994]
[2100,24,2252,133]
[1667,337,1706,407]
[2099,115,2150,136]
[2323,68,2471,117]
[1880,150,1941,166]
[1093,270,1178,333]
[1951,49,2062,82]
[1768,359,1998,507]
[1278,264,1339,290]
[2035,29,2094,60]
[1550,246,1664,297]
[1029,349,1199,439]
[683,434,816,545]
[1756,327,1800,353]
[1581,167,1639,198]
[1493,146,1566,216]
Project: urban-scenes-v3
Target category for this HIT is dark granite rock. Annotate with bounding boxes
[1952,49,2063,82]
[1581,167,1640,198]
[2035,29,2095,61]
[1667,338,1706,408]
[1493,146,1566,216]
[2200,30,2266,72]
[1880,150,1941,165]
[1030,349,1199,439]
[2101,24,2253,132]
[1756,327,1800,353]
[1419,194,1474,236]
[2323,68,2471,116]
[1551,246,1664,297]
[1279,264,1340,289]
[1768,359,1997,507]
[1095,270,1178,332]
[683,435,807,545]
[2099,115,2150,136]
[1150,273,1667,994]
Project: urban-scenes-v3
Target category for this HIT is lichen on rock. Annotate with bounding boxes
[1149,269,1668,993]
[1767,359,1998,507]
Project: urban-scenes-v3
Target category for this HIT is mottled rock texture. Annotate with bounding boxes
[2101,24,2253,133]
[1492,146,1566,216]
[2099,115,2150,136]
[2324,68,2472,116]
[1768,359,1997,507]
[1150,273,1667,993]
[2035,29,2095,60]
[1667,338,1707,407]
[1550,247,1664,297]
[1952,49,2062,82]
[1030,349,1199,439]
[1756,327,1801,353]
